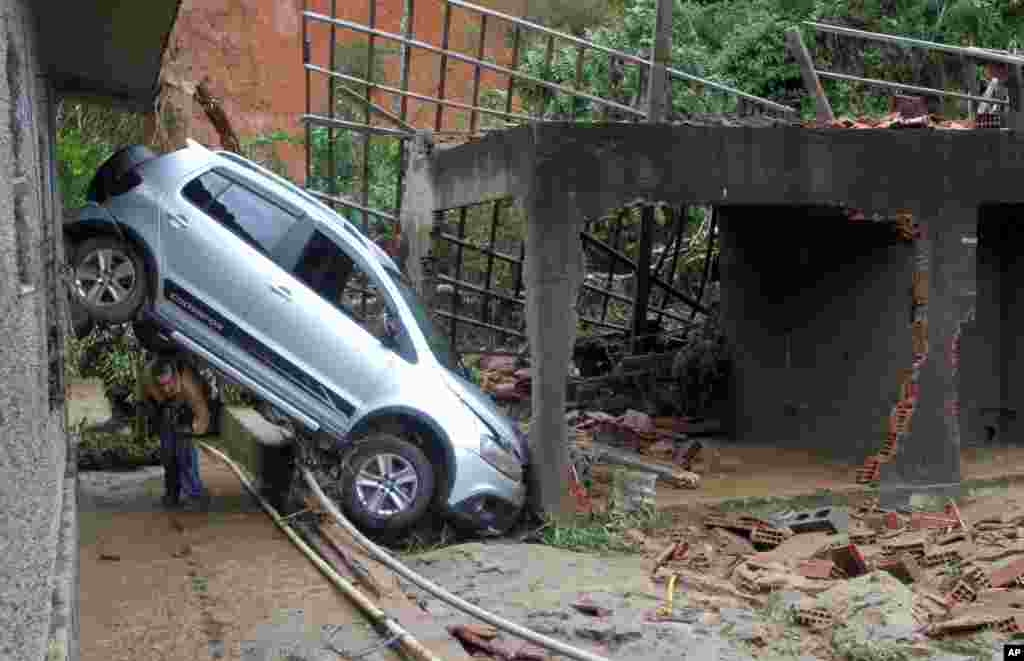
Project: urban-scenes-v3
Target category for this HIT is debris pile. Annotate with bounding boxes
[644,494,1024,651]
[813,111,977,130]
[478,355,532,403]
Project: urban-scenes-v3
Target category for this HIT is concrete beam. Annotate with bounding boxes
[432,125,1024,216]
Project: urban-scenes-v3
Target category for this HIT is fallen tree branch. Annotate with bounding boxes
[194,78,242,154]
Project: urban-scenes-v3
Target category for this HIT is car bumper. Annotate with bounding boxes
[445,450,526,534]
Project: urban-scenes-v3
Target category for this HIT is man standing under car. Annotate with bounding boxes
[138,355,212,510]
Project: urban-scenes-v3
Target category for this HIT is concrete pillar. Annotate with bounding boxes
[398,132,437,296]
[880,206,977,507]
[521,182,586,521]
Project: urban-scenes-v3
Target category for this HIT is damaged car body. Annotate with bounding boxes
[64,140,528,536]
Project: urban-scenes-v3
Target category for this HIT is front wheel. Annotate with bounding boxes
[71,236,147,324]
[339,433,435,536]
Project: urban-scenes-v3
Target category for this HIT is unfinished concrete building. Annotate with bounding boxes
[0,3,179,660]
[296,2,1024,515]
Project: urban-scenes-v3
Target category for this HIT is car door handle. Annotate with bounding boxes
[168,213,190,229]
[269,283,292,300]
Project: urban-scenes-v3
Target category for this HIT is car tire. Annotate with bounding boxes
[339,433,435,536]
[71,236,148,324]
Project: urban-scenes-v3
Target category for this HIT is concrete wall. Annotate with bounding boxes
[0,1,76,660]
[966,205,1024,447]
[719,206,914,461]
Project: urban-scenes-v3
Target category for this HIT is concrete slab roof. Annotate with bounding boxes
[36,0,182,111]
[430,123,1024,218]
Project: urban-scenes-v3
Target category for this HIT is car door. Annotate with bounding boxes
[251,221,402,429]
[157,167,303,376]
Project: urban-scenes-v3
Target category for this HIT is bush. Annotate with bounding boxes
[76,429,161,470]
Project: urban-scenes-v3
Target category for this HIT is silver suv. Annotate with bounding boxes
[64,140,528,536]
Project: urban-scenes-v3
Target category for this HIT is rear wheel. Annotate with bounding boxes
[71,236,147,324]
[339,433,435,536]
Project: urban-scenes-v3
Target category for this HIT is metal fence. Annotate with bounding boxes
[299,0,785,357]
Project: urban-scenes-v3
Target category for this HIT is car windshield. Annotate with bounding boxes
[385,268,461,373]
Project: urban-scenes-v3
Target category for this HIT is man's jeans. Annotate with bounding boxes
[159,425,204,501]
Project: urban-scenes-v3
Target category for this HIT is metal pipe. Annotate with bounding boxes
[435,230,521,263]
[303,11,647,117]
[470,14,488,132]
[435,2,453,131]
[815,70,1010,106]
[506,26,521,116]
[307,189,398,222]
[328,0,338,212]
[201,443,444,661]
[580,231,711,315]
[806,21,1024,66]
[665,67,795,114]
[301,466,616,661]
[307,64,536,123]
[434,309,526,338]
[301,114,415,137]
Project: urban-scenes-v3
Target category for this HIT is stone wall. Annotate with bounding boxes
[0,1,76,660]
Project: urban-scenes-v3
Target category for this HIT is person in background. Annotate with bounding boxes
[138,354,213,510]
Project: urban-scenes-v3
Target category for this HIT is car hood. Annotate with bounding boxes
[440,369,529,464]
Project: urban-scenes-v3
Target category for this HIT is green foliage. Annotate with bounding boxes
[67,324,144,406]
[535,505,672,554]
[514,0,1024,122]
[240,130,303,182]
[77,428,161,470]
[56,102,146,209]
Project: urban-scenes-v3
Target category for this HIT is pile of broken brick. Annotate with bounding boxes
[477,355,532,403]
[647,496,1024,642]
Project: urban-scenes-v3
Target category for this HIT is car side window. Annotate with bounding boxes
[292,229,393,342]
[181,170,297,256]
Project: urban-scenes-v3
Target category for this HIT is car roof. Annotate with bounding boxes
[180,140,402,274]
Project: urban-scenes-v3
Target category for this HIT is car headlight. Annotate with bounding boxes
[480,432,523,482]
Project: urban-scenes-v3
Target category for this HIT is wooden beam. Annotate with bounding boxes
[785,27,834,123]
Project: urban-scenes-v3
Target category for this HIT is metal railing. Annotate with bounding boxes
[804,21,1019,114]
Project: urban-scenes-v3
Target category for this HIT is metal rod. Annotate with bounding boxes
[307,64,536,123]
[806,21,1024,66]
[437,273,522,306]
[631,205,656,353]
[301,114,415,137]
[304,11,648,117]
[578,315,629,332]
[652,206,674,278]
[513,240,525,303]
[362,0,377,236]
[978,77,1002,115]
[691,206,716,321]
[542,35,556,117]
[666,67,795,114]
[303,7,312,190]
[435,2,453,131]
[573,43,585,120]
[470,14,488,133]
[306,189,398,222]
[328,0,339,212]
[600,210,625,324]
[815,70,1011,106]
[505,26,521,116]
[580,231,711,315]
[435,309,526,339]
[451,208,468,353]
[330,77,417,131]
[398,0,415,120]
[434,230,521,264]
[660,204,685,325]
[482,200,501,329]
